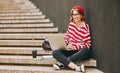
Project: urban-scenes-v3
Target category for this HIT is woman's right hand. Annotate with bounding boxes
[66,44,73,50]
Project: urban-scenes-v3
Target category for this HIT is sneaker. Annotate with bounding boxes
[75,64,86,73]
[80,64,86,73]
[53,62,64,70]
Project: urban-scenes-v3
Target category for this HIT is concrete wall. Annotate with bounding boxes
[30,0,85,32]
[84,0,120,73]
[30,0,120,73]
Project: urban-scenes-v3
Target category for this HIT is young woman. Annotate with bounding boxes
[52,5,91,73]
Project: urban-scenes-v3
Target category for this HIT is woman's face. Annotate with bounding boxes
[72,10,82,23]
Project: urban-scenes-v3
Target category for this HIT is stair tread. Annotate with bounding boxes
[0,8,39,12]
[0,9,39,11]
[0,7,37,10]
[0,47,52,55]
[0,65,103,73]
[0,15,45,19]
[0,28,58,33]
[0,9,39,13]
[0,40,43,46]
[0,12,42,16]
[0,55,96,67]
[0,0,30,3]
[0,23,54,28]
[0,33,63,39]
[0,19,50,23]
[0,55,43,59]
[0,33,63,40]
[0,55,57,65]
[0,6,36,9]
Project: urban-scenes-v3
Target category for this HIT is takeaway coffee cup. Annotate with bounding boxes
[32,50,37,58]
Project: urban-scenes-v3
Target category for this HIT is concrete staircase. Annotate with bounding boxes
[0,0,103,73]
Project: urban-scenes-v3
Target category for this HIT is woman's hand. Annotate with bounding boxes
[66,44,73,50]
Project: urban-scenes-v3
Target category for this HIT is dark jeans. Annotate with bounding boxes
[52,48,92,66]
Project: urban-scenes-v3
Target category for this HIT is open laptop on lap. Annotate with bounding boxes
[48,35,66,50]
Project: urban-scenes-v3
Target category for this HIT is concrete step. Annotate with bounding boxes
[0,1,36,5]
[0,19,50,23]
[0,12,42,16]
[0,55,96,67]
[0,40,43,47]
[0,7,36,10]
[0,33,63,47]
[0,23,53,28]
[0,2,35,5]
[0,33,62,40]
[0,6,36,9]
[0,9,39,13]
[0,28,58,33]
[0,7,37,10]
[0,2,37,9]
[0,0,30,3]
[0,5,36,10]
[0,1,33,6]
[0,0,33,6]
[0,1,37,9]
[0,55,55,65]
[0,1,34,8]
[0,65,103,73]
[0,47,52,55]
[0,15,45,20]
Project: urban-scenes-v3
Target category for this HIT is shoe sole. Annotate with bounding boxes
[53,64,60,70]
[81,64,86,73]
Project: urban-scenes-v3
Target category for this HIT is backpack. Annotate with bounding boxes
[42,39,52,51]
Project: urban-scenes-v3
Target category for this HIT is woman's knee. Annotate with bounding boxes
[52,50,60,58]
[80,48,92,59]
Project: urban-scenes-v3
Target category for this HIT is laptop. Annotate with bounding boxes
[48,34,66,50]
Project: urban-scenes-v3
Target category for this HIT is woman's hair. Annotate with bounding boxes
[70,9,85,22]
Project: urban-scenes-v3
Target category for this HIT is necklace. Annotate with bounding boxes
[76,21,83,28]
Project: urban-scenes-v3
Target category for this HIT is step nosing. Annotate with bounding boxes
[0,65,103,73]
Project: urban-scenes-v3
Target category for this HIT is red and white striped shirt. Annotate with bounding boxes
[64,22,91,50]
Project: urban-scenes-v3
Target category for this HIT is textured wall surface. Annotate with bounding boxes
[30,0,120,73]
[84,0,120,73]
[30,0,85,32]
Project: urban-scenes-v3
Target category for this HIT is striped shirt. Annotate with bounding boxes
[64,22,91,50]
